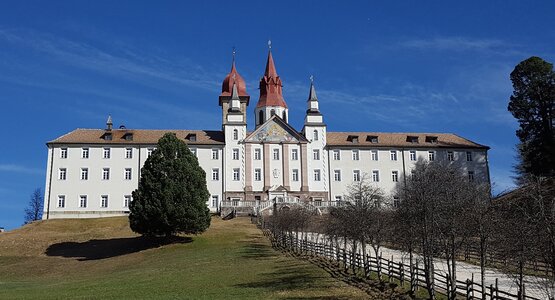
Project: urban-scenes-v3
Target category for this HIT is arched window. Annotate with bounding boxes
[270,109,276,116]
[313,130,319,141]
[258,110,264,125]
[282,111,287,122]
[233,129,238,140]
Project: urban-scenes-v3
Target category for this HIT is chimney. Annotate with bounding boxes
[106,115,113,131]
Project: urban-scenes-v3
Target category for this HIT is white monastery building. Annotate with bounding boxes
[42,48,490,219]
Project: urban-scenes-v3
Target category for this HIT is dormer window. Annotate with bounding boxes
[407,136,419,143]
[123,133,133,141]
[347,135,359,143]
[425,136,438,144]
[186,133,197,142]
[103,133,112,141]
[367,135,379,143]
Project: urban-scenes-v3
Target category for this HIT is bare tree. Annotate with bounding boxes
[497,176,555,299]
[24,188,43,224]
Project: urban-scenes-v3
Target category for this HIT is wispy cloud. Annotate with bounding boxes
[0,164,43,175]
[0,28,221,92]
[399,37,506,51]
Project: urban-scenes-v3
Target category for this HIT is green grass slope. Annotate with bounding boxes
[0,217,368,299]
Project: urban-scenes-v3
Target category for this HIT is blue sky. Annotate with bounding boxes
[1,1,554,229]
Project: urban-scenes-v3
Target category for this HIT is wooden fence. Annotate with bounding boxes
[260,228,542,300]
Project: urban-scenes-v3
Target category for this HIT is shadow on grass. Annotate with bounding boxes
[235,261,333,292]
[45,236,192,261]
[239,235,277,260]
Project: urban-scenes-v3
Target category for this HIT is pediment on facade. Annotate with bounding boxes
[244,115,308,143]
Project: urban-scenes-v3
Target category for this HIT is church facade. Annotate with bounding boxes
[42,49,490,219]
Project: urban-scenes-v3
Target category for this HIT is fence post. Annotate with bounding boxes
[411,261,417,293]
[489,284,494,300]
[378,252,382,281]
[466,278,471,300]
[446,273,451,300]
[495,278,499,300]
[400,263,404,286]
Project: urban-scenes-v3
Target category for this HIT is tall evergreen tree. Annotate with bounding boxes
[508,56,555,182]
[129,133,211,237]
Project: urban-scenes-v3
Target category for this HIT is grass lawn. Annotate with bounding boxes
[0,216,369,299]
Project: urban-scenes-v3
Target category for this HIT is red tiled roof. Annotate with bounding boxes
[48,129,225,145]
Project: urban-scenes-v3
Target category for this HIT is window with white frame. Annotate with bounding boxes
[292,169,299,181]
[212,168,219,181]
[313,169,321,181]
[313,130,319,141]
[125,148,133,159]
[124,168,132,180]
[333,149,340,160]
[392,170,399,182]
[313,149,320,160]
[273,149,279,160]
[335,195,342,203]
[81,168,88,180]
[466,151,473,161]
[428,151,435,161]
[232,148,239,160]
[103,147,111,159]
[254,148,261,160]
[57,195,65,208]
[254,168,262,181]
[447,151,454,161]
[82,148,89,159]
[334,170,341,181]
[409,150,416,161]
[291,149,298,160]
[233,129,238,140]
[371,150,378,161]
[233,168,240,181]
[124,195,132,208]
[79,195,87,208]
[60,148,68,159]
[352,149,360,160]
[353,170,361,182]
[211,195,219,208]
[102,168,110,180]
[390,150,397,161]
[372,170,380,182]
[147,148,154,157]
[101,195,109,208]
[468,171,475,182]
[59,168,67,180]
[211,149,219,160]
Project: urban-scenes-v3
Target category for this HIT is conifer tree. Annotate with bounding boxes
[129,133,211,237]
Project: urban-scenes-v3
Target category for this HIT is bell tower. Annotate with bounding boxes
[219,50,249,128]
[254,41,289,127]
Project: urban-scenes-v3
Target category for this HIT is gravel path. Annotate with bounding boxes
[303,232,549,299]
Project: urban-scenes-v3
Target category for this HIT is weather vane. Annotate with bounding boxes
[232,46,236,63]
[310,75,314,83]
[268,39,272,50]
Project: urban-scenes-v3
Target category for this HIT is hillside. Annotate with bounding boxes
[0,217,368,299]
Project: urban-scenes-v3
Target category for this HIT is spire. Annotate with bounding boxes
[230,77,241,112]
[106,115,113,131]
[264,40,278,77]
[306,76,321,114]
[308,75,318,102]
[257,44,287,108]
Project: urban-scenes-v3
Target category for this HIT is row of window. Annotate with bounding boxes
[56,194,132,208]
[211,168,476,183]
[333,149,474,162]
[58,168,132,181]
[60,147,475,163]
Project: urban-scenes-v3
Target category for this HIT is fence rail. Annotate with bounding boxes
[259,226,542,300]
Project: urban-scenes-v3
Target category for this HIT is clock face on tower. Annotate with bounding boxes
[273,168,280,178]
